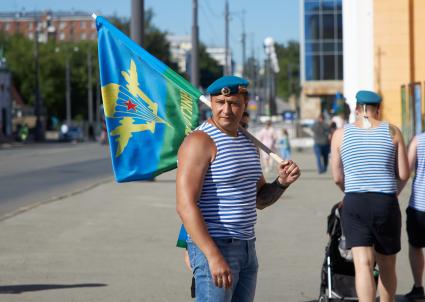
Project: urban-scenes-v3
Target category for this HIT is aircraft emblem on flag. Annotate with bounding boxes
[101,59,171,157]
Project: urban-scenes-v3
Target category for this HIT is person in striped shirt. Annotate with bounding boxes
[330,90,409,302]
[176,76,300,302]
[404,133,425,299]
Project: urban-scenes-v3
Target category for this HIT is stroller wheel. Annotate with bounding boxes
[318,294,329,302]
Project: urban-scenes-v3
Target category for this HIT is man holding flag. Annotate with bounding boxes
[176,76,301,301]
[94,15,300,300]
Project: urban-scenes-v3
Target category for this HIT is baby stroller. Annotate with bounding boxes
[318,202,378,301]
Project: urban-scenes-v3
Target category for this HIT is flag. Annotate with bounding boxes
[176,224,188,248]
[95,16,200,182]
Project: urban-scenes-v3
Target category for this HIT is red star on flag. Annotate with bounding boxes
[125,99,137,111]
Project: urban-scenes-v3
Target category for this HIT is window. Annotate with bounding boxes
[322,0,335,11]
[322,14,335,39]
[80,21,86,29]
[323,55,336,79]
[304,0,343,80]
[81,33,87,40]
[60,32,65,40]
[305,14,320,40]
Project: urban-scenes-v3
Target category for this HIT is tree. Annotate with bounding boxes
[275,41,300,100]
[110,9,176,69]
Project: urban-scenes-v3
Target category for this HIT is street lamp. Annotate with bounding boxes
[34,17,45,141]
[263,37,279,116]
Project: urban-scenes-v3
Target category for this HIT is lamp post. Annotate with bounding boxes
[87,47,95,140]
[263,37,279,116]
[34,17,45,141]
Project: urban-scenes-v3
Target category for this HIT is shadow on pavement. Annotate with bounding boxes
[0,283,107,294]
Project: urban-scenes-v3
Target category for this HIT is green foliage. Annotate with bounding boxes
[110,9,176,69]
[275,41,300,99]
[0,9,226,124]
[0,33,99,122]
[0,9,178,123]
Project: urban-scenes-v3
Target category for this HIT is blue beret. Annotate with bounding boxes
[206,76,249,96]
[356,90,382,105]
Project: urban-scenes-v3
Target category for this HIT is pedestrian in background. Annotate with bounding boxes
[257,120,277,173]
[404,132,425,299]
[277,128,291,160]
[312,113,330,174]
[176,75,300,302]
[331,90,409,302]
[240,111,250,129]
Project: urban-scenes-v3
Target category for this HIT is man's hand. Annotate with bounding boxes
[208,253,233,289]
[277,160,300,186]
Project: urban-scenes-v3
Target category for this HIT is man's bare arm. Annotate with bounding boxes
[330,128,344,192]
[256,160,300,210]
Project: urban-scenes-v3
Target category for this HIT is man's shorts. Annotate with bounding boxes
[341,192,401,255]
[406,207,425,248]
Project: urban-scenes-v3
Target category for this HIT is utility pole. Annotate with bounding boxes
[191,0,199,87]
[131,0,144,46]
[224,0,230,75]
[264,37,279,116]
[87,48,94,140]
[65,58,71,125]
[241,10,246,77]
[34,16,44,141]
[95,73,100,126]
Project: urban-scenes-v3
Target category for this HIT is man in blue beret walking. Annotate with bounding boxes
[331,90,409,302]
[176,76,301,301]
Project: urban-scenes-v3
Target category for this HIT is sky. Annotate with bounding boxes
[0,0,299,66]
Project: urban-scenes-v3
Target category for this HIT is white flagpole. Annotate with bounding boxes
[198,95,283,164]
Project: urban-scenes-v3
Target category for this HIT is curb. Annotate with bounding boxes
[0,177,113,222]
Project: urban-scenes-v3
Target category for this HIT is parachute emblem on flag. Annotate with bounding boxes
[101,59,171,157]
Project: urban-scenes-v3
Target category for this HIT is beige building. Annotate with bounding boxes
[343,0,425,139]
[375,0,425,138]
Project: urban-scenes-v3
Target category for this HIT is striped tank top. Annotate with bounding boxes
[196,122,262,240]
[409,133,425,211]
[340,122,397,194]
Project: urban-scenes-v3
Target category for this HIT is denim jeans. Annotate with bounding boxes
[313,143,330,173]
[187,238,258,302]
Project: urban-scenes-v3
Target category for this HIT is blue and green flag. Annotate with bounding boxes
[95,16,200,182]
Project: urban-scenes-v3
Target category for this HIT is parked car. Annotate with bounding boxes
[59,125,84,142]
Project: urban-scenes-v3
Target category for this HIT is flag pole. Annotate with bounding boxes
[198,95,283,164]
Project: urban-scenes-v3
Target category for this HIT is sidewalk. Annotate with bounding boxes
[0,150,415,301]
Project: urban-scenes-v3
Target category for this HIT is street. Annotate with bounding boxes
[0,142,112,219]
[0,142,417,301]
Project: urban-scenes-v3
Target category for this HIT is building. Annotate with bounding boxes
[167,35,192,74]
[167,34,234,76]
[300,0,343,120]
[343,0,425,140]
[0,11,97,42]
